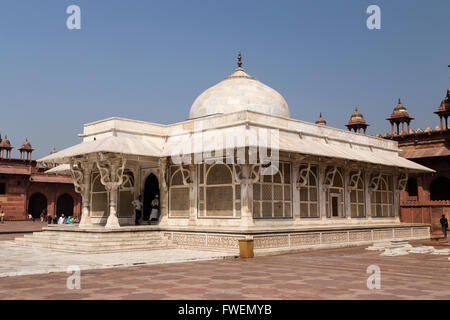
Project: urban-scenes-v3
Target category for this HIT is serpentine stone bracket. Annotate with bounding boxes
[369,171,382,192]
[234,164,261,185]
[322,166,337,189]
[296,164,312,189]
[348,169,362,190]
[179,164,193,186]
[69,157,89,194]
[397,171,408,192]
[95,152,127,190]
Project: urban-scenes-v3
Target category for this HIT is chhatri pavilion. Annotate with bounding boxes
[35,53,433,253]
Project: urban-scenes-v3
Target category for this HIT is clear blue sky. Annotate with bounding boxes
[0,0,449,158]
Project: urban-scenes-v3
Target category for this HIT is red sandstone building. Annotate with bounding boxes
[382,91,450,236]
[0,136,81,221]
[318,89,449,236]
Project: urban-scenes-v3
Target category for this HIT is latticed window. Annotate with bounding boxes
[198,164,240,218]
[299,165,319,218]
[371,175,393,217]
[325,167,345,218]
[350,175,365,218]
[118,171,134,218]
[90,173,108,217]
[169,165,190,218]
[253,162,292,219]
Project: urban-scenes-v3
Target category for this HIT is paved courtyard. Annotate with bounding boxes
[0,221,47,241]
[0,243,235,278]
[0,243,448,300]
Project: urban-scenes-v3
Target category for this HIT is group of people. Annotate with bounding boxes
[132,194,160,225]
[26,210,79,225]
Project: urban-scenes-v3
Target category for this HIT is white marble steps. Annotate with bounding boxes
[8,231,174,253]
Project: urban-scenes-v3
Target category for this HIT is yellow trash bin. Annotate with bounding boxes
[238,239,254,258]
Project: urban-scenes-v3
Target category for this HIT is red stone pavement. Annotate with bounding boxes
[0,221,47,240]
[0,244,449,300]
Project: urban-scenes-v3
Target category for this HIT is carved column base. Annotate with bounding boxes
[79,212,92,228]
[105,213,120,229]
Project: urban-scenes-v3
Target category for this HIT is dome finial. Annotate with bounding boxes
[237,50,242,69]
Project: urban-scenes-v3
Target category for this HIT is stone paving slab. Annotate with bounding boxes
[0,221,47,234]
[0,242,236,278]
[0,243,449,300]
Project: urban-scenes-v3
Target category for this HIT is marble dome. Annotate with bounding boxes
[189,54,291,119]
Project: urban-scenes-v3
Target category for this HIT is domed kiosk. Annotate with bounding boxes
[33,52,433,255]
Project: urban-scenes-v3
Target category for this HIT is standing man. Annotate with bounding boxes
[149,194,160,224]
[440,214,448,238]
[132,195,143,225]
[0,209,5,224]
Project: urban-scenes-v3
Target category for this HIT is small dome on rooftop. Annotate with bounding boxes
[0,135,12,148]
[393,98,408,114]
[20,138,32,150]
[315,113,327,125]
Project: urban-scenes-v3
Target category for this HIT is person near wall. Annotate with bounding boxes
[149,194,160,224]
[440,214,448,238]
[0,209,5,224]
[132,195,143,226]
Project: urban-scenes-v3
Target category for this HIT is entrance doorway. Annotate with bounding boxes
[56,194,74,217]
[28,193,47,218]
[143,173,160,221]
[331,195,339,217]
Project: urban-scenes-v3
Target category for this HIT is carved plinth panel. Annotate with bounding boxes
[348,231,372,242]
[321,232,348,244]
[206,235,240,248]
[394,228,413,239]
[373,229,394,240]
[290,233,321,246]
[253,235,289,249]
[172,233,207,246]
[412,227,430,238]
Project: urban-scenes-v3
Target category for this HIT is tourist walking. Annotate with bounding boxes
[149,194,160,224]
[440,214,448,237]
[132,195,143,225]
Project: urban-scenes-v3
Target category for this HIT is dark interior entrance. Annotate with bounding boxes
[331,196,339,217]
[28,193,47,218]
[143,173,160,221]
[56,194,74,217]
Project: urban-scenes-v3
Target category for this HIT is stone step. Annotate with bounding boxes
[24,233,167,242]
[34,231,166,238]
[14,236,169,247]
[9,241,175,254]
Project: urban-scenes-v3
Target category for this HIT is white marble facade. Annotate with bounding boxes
[40,60,433,230]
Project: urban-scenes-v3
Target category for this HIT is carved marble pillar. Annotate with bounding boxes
[367,170,381,219]
[394,171,407,220]
[235,164,259,228]
[95,153,126,229]
[292,162,301,222]
[70,158,92,228]
[158,157,169,226]
[344,165,351,219]
[318,162,327,220]
[188,164,197,226]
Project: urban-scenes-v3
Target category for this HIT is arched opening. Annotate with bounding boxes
[406,177,418,197]
[325,168,344,218]
[28,193,47,219]
[56,194,74,217]
[143,173,159,221]
[430,176,450,201]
